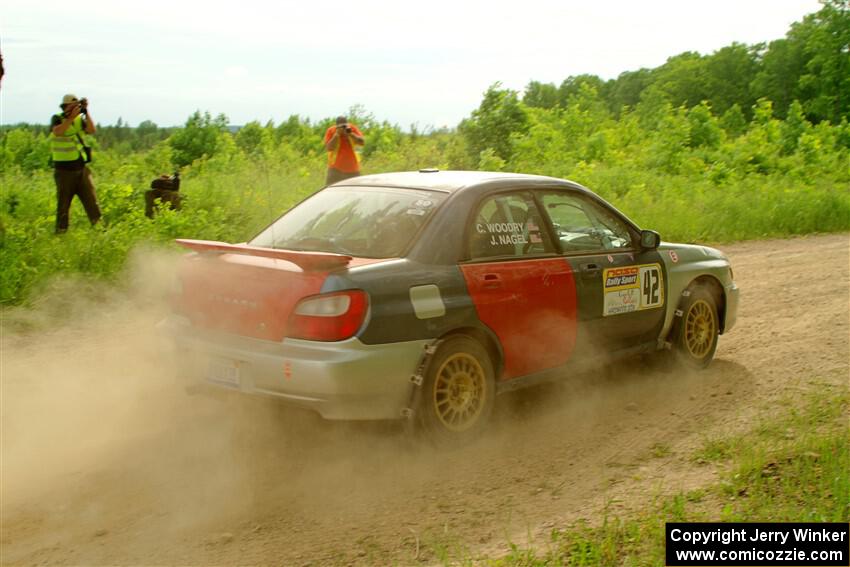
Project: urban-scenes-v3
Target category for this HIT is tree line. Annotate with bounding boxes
[522,0,849,124]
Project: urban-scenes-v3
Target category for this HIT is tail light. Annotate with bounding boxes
[286,290,369,342]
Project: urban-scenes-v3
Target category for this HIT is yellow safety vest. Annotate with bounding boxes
[50,114,85,162]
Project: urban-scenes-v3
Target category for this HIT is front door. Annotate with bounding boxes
[535,189,668,355]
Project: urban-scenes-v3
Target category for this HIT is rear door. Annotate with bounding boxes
[535,189,667,355]
[459,191,578,380]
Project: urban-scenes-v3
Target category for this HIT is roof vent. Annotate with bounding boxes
[418,168,439,173]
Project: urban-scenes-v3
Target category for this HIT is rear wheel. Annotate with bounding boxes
[674,286,719,368]
[418,336,495,443]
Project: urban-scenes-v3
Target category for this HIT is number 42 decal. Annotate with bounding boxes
[639,265,663,308]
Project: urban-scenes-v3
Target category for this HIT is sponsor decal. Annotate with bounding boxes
[603,263,664,316]
[669,250,679,263]
[607,255,614,263]
[604,266,639,290]
[606,288,639,315]
[284,360,292,380]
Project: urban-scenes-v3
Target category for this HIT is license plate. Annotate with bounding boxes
[208,358,241,387]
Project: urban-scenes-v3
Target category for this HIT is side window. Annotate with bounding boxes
[468,192,554,260]
[539,191,634,253]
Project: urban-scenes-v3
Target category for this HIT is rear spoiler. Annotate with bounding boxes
[175,239,352,271]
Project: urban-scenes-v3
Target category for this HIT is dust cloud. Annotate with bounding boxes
[2,247,271,559]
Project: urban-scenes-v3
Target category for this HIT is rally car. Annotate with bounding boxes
[163,170,739,440]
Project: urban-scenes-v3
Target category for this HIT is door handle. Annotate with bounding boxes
[580,262,601,278]
[482,273,502,289]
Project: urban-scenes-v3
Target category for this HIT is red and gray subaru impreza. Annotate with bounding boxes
[163,170,739,440]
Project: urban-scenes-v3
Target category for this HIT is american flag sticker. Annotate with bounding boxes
[530,233,542,243]
[527,220,539,231]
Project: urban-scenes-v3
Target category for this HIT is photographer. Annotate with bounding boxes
[323,115,365,186]
[50,94,101,233]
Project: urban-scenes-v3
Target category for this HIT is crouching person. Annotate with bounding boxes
[145,172,181,218]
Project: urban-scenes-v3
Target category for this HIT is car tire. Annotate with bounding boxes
[673,286,720,369]
[418,335,495,443]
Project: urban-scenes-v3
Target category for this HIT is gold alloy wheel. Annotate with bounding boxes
[432,352,487,432]
[684,299,717,359]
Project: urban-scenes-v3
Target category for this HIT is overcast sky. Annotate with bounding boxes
[0,0,822,129]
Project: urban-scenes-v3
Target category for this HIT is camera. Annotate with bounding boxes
[79,98,88,114]
[339,124,351,134]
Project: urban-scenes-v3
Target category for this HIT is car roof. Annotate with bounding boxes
[337,170,587,194]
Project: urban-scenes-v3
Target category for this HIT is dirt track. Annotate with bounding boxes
[2,233,848,566]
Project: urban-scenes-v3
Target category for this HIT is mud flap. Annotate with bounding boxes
[663,286,691,346]
[653,292,688,373]
[401,339,443,434]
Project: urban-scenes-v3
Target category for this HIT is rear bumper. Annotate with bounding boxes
[722,281,740,334]
[159,315,428,420]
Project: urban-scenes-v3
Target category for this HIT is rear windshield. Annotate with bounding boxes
[250,186,447,258]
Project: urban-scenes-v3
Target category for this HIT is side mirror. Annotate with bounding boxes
[640,230,661,250]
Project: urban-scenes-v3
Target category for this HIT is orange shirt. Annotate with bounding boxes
[323,124,363,173]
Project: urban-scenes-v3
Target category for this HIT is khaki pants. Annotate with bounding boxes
[54,166,101,233]
[325,168,360,187]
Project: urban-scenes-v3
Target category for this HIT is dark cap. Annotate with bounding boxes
[336,116,347,125]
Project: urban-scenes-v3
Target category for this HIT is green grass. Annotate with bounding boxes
[453,388,849,566]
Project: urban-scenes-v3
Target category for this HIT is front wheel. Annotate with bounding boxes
[418,336,495,443]
[673,286,720,368]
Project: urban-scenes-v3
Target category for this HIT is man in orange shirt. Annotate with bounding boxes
[323,115,365,186]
